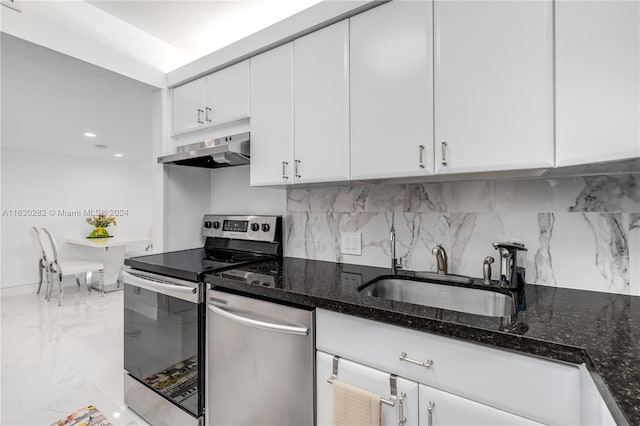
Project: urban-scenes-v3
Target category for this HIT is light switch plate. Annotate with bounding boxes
[341,272,363,288]
[340,232,362,256]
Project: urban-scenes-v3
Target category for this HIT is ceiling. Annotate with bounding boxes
[1,34,157,163]
[0,0,323,87]
[0,1,323,163]
[86,0,323,61]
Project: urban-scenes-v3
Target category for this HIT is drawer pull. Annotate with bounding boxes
[398,392,407,426]
[400,352,433,369]
[427,401,436,426]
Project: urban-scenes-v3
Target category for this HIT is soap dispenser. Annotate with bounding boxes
[491,241,527,291]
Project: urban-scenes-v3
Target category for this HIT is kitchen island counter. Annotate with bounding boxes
[205,257,639,425]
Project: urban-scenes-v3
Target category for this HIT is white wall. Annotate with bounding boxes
[209,165,286,216]
[1,148,153,288]
[165,165,211,251]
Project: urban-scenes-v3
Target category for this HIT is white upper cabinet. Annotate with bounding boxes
[249,43,295,186]
[172,60,249,136]
[172,77,207,135]
[206,60,250,127]
[350,1,434,180]
[434,1,554,174]
[293,20,350,184]
[556,0,640,167]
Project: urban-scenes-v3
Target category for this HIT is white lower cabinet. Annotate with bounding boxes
[418,384,541,426]
[317,351,419,426]
[316,309,617,426]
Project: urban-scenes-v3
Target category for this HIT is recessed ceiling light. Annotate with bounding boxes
[84,132,97,138]
[114,153,124,157]
[95,144,108,149]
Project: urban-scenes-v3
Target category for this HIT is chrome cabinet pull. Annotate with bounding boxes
[441,141,448,166]
[294,160,301,178]
[427,401,436,426]
[197,108,204,124]
[205,107,212,123]
[207,304,309,336]
[419,144,426,169]
[400,352,433,369]
[282,161,289,180]
[398,392,407,426]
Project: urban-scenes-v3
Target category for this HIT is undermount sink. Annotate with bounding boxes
[359,276,516,317]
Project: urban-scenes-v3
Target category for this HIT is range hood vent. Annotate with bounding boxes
[158,132,250,169]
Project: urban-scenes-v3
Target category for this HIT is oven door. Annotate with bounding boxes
[123,270,205,421]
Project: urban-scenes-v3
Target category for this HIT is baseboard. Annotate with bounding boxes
[1,275,82,298]
[1,282,38,297]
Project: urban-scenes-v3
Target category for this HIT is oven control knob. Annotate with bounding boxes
[212,221,220,229]
[261,223,271,232]
[251,223,260,232]
[204,221,212,228]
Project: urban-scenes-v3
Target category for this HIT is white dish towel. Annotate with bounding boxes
[331,380,382,426]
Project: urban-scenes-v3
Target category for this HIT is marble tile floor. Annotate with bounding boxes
[1,287,149,426]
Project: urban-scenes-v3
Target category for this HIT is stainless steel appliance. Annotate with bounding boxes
[158,132,250,169]
[207,289,315,426]
[123,214,282,426]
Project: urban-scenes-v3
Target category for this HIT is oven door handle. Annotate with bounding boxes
[207,304,309,336]
[123,271,197,295]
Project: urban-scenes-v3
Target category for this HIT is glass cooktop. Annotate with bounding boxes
[125,247,273,282]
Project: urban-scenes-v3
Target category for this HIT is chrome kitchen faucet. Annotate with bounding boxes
[390,213,402,275]
[431,244,448,275]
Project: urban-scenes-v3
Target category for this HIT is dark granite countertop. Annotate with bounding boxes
[204,257,639,425]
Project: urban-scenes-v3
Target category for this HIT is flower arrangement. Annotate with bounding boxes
[86,213,116,238]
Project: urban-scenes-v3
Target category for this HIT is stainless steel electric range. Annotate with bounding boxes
[122,214,282,426]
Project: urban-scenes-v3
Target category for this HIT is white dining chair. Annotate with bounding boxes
[30,226,49,295]
[38,228,104,306]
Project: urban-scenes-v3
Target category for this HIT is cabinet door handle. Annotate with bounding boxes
[427,401,436,426]
[205,107,212,123]
[399,352,433,369]
[197,109,204,124]
[398,392,407,426]
[419,144,426,169]
[282,161,289,180]
[294,160,301,179]
[441,141,448,166]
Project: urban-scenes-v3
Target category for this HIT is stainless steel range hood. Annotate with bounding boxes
[158,132,250,169]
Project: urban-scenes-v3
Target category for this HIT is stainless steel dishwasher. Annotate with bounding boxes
[207,288,315,426]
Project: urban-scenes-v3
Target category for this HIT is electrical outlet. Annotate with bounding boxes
[340,232,362,256]
[341,272,363,288]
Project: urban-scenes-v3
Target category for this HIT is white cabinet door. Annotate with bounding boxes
[206,60,250,126]
[418,384,542,426]
[556,1,640,167]
[317,351,419,426]
[294,20,350,183]
[172,77,207,135]
[249,43,295,186]
[434,1,554,174]
[350,1,434,179]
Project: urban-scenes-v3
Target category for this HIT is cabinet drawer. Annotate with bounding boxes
[316,309,580,425]
[418,384,542,426]
[317,351,419,426]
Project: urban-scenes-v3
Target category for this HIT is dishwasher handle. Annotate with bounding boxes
[208,303,309,336]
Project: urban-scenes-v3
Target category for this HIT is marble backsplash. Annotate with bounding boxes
[284,174,640,295]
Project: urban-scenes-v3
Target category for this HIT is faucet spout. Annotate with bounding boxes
[431,244,448,275]
[390,213,402,274]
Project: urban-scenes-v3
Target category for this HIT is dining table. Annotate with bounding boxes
[66,236,153,292]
